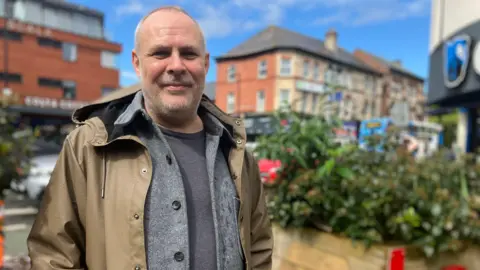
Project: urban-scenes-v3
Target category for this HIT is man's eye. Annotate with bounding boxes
[182,52,198,59]
[152,51,170,57]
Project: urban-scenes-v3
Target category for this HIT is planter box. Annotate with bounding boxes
[273,225,480,270]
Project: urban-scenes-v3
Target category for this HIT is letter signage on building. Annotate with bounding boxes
[6,19,53,37]
[24,96,89,110]
[443,34,471,88]
[296,80,326,93]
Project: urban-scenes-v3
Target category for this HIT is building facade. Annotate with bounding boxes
[215,26,382,121]
[427,0,480,152]
[0,0,122,128]
[354,50,426,121]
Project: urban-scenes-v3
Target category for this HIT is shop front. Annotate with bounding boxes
[427,6,480,152]
[9,95,89,144]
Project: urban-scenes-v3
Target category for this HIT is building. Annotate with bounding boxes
[427,0,480,152]
[353,50,426,121]
[215,26,382,121]
[0,0,122,129]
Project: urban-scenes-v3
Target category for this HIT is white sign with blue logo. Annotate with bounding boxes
[444,34,471,88]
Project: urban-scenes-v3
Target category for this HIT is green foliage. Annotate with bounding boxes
[0,94,35,198]
[256,107,480,258]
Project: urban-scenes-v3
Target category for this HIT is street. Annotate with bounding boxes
[4,190,38,258]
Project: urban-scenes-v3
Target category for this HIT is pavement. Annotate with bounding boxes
[3,190,39,258]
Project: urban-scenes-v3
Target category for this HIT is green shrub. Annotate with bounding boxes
[256,108,480,258]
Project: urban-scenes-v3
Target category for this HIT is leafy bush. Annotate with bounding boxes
[255,108,480,258]
[0,93,35,198]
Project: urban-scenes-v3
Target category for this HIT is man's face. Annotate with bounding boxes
[132,10,209,119]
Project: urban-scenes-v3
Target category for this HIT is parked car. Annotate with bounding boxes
[25,154,57,201]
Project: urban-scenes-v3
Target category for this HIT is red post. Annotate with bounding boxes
[387,248,405,270]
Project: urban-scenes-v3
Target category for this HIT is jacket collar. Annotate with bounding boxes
[72,84,246,147]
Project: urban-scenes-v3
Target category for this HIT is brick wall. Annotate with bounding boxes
[0,18,121,104]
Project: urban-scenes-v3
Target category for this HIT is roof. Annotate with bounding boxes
[43,0,104,18]
[204,82,216,100]
[216,26,378,74]
[359,50,424,82]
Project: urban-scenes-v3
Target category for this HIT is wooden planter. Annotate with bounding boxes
[272,225,480,270]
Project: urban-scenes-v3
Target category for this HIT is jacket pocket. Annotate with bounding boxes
[233,196,245,262]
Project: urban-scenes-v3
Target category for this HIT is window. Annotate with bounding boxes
[101,51,117,69]
[37,37,62,48]
[303,60,309,77]
[300,92,308,112]
[0,72,22,83]
[280,58,291,76]
[12,0,25,20]
[256,90,265,112]
[258,60,267,78]
[102,87,116,96]
[313,62,320,80]
[62,43,77,62]
[311,93,318,114]
[38,77,62,88]
[303,60,310,77]
[279,89,290,108]
[63,80,76,99]
[38,77,76,99]
[226,92,235,114]
[0,0,15,18]
[0,29,22,41]
[227,65,236,82]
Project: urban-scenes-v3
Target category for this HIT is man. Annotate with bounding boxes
[27,6,273,270]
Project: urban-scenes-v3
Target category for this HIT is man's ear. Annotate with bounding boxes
[132,50,141,77]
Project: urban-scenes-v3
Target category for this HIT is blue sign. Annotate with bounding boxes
[444,34,471,88]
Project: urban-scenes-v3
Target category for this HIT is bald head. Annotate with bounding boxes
[134,6,206,53]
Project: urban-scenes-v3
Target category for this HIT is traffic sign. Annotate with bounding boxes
[390,101,409,127]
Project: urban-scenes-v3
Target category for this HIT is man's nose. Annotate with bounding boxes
[166,52,186,75]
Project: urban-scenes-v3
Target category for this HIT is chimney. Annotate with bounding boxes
[391,59,402,67]
[325,28,338,51]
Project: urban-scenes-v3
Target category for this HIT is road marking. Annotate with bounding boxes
[4,207,38,216]
[3,223,29,232]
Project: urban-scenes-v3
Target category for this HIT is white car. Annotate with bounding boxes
[25,154,57,201]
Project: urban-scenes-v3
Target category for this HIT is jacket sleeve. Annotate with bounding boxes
[247,152,273,270]
[27,136,86,270]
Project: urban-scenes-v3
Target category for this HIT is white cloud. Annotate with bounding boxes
[113,0,431,38]
[314,0,431,26]
[121,70,139,80]
[115,0,148,17]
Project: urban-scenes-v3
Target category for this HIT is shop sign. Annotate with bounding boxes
[473,41,480,76]
[6,19,53,37]
[24,96,89,110]
[296,80,326,94]
[443,34,471,88]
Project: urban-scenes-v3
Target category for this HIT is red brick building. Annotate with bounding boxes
[0,0,122,127]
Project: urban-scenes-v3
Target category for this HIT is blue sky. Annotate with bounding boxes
[70,0,432,88]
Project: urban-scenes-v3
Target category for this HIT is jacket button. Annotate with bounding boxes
[232,173,238,180]
[141,168,147,174]
[174,251,184,262]
[235,119,241,126]
[166,155,172,165]
[134,265,141,270]
[172,201,181,210]
[134,213,140,219]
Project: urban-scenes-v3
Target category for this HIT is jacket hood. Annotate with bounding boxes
[71,84,245,142]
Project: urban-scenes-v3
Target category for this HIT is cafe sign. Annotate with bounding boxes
[24,96,89,110]
[296,80,326,94]
[6,19,53,37]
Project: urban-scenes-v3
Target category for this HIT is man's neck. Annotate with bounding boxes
[151,113,204,134]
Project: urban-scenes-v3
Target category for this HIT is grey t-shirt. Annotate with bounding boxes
[160,127,217,270]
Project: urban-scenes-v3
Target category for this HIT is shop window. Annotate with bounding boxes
[38,77,76,99]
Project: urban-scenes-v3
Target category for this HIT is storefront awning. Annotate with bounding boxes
[8,105,73,117]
